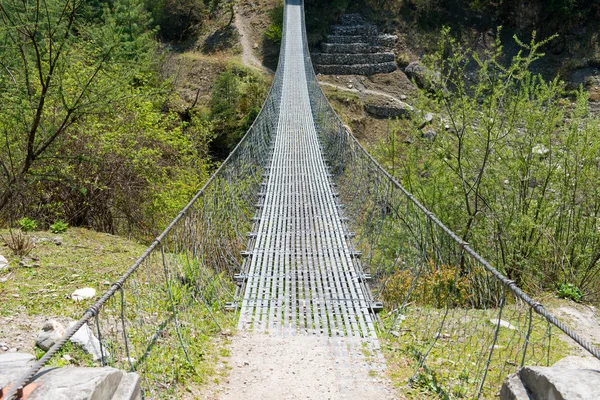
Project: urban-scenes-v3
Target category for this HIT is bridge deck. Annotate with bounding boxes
[238,1,376,339]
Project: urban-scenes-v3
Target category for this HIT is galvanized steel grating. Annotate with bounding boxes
[236,1,377,339]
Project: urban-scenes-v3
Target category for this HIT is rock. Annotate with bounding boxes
[0,342,8,351]
[0,255,8,271]
[553,355,600,370]
[62,354,73,362]
[68,321,107,361]
[532,144,549,156]
[71,287,96,301]
[314,62,397,76]
[400,94,407,100]
[53,237,63,246]
[489,318,517,330]
[36,320,66,351]
[19,258,33,268]
[519,366,600,400]
[26,367,126,400]
[500,372,532,400]
[404,61,440,89]
[422,129,437,141]
[0,352,35,368]
[363,94,413,119]
[312,52,395,66]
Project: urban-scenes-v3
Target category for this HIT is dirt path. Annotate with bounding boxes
[318,80,409,105]
[234,8,273,74]
[201,333,398,400]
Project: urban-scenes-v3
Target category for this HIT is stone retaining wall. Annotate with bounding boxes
[311,13,398,76]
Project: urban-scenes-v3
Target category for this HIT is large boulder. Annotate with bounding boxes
[500,356,600,400]
[404,61,440,89]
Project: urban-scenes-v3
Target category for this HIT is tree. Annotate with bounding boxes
[0,0,117,214]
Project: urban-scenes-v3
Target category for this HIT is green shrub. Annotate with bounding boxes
[376,27,600,301]
[50,220,69,234]
[265,5,284,44]
[557,283,583,302]
[265,24,283,44]
[18,217,38,232]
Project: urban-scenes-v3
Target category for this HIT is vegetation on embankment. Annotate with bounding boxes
[0,0,269,238]
[372,27,600,306]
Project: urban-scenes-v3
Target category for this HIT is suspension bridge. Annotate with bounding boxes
[4,0,600,399]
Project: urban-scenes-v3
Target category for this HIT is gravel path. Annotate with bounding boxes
[203,333,398,400]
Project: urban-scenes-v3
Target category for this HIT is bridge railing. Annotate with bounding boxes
[298,1,600,397]
[3,15,288,400]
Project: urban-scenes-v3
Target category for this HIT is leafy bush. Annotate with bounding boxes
[378,27,600,300]
[209,63,268,158]
[145,0,206,41]
[265,5,284,44]
[557,283,583,302]
[382,262,472,308]
[265,24,283,44]
[50,221,69,234]
[18,218,38,232]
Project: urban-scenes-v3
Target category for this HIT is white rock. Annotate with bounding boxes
[532,144,550,156]
[0,255,8,271]
[489,318,517,330]
[36,320,66,351]
[67,321,108,361]
[71,287,96,301]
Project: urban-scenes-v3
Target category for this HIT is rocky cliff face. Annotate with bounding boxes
[311,14,397,76]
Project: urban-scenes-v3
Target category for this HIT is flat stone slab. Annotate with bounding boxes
[552,355,600,370]
[520,366,600,400]
[1,358,140,400]
[0,352,36,369]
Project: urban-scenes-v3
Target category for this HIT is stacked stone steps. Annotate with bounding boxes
[312,13,397,76]
[315,62,398,76]
[320,43,388,54]
[312,52,395,65]
[326,34,398,47]
[330,24,378,36]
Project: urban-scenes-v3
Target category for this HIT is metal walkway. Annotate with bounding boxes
[237,1,377,339]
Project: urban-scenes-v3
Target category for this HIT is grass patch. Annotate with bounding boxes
[381,305,571,398]
[0,227,237,397]
[0,228,148,318]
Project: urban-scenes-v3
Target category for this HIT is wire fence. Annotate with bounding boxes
[5,0,600,399]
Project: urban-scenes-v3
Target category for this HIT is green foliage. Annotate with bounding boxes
[265,5,284,44]
[18,218,38,232]
[557,283,583,302]
[209,63,268,157]
[382,262,473,308]
[0,0,215,235]
[145,0,206,41]
[50,221,69,234]
[377,27,600,301]
[265,24,283,44]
